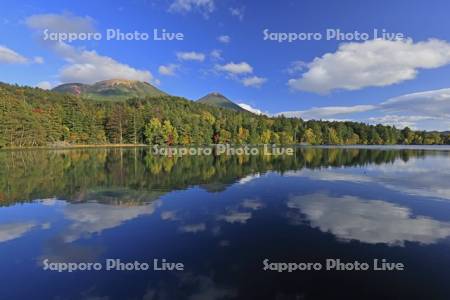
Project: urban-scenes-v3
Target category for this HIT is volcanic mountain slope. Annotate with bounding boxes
[52,79,167,101]
[197,92,248,112]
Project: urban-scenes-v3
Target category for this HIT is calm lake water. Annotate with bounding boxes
[1,146,450,300]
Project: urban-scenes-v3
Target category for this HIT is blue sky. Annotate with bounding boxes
[1,0,450,130]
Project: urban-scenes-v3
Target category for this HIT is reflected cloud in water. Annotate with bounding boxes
[143,273,236,300]
[241,198,265,210]
[61,201,161,242]
[285,156,450,201]
[179,223,207,233]
[0,222,37,243]
[287,192,450,245]
[217,211,252,224]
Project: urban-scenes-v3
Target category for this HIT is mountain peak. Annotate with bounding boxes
[197,92,248,113]
[53,79,167,101]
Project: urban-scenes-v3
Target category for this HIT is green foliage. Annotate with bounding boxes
[0,82,448,148]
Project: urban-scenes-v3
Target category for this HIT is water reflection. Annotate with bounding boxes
[62,201,161,242]
[0,222,37,243]
[1,146,450,299]
[1,147,448,205]
[287,193,450,245]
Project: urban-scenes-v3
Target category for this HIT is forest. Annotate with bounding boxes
[0,82,448,148]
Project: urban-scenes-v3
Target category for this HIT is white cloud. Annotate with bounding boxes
[381,88,450,119]
[158,64,179,76]
[368,115,433,129]
[241,76,267,87]
[26,13,95,34]
[210,49,222,60]
[285,60,307,74]
[238,103,266,115]
[288,39,450,93]
[0,46,43,65]
[215,61,253,74]
[0,45,28,64]
[26,13,155,84]
[217,35,230,43]
[176,51,205,62]
[36,81,53,90]
[33,56,44,64]
[229,7,245,20]
[169,0,215,17]
[287,193,450,245]
[56,43,154,83]
[275,87,450,130]
[277,105,375,119]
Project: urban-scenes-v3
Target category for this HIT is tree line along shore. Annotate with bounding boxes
[0,82,448,148]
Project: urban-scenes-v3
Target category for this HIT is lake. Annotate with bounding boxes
[1,146,450,299]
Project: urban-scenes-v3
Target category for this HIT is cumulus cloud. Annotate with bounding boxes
[217,35,231,43]
[215,62,267,88]
[288,39,450,94]
[158,64,179,76]
[0,45,28,64]
[55,43,154,83]
[275,87,450,130]
[287,193,450,245]
[176,51,205,62]
[285,60,307,75]
[238,103,267,115]
[368,115,434,129]
[33,56,44,64]
[381,88,450,119]
[277,105,376,119]
[0,45,44,65]
[241,76,267,87]
[169,0,215,17]
[25,12,95,34]
[26,13,155,84]
[36,81,53,90]
[229,7,245,20]
[210,49,222,60]
[215,61,253,74]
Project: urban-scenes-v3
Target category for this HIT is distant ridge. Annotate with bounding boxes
[197,92,248,112]
[52,79,167,101]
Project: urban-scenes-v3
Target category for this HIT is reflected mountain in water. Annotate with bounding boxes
[1,147,447,205]
[1,146,450,299]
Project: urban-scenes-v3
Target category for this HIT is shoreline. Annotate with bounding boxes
[1,143,450,151]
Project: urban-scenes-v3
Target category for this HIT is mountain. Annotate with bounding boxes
[52,79,167,101]
[197,92,248,112]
